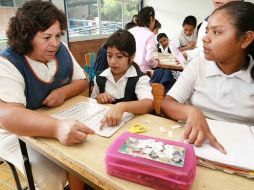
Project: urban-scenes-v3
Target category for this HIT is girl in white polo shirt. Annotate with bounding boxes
[91,29,153,128]
[161,1,254,154]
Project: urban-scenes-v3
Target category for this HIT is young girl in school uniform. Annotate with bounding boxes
[91,29,153,127]
[161,1,254,153]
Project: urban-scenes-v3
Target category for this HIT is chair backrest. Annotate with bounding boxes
[151,83,165,115]
[84,52,96,80]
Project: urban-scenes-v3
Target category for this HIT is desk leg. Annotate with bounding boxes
[19,139,36,190]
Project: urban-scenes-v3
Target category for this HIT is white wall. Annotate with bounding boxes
[144,0,254,40]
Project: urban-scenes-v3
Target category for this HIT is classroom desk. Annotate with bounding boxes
[20,96,254,190]
[155,52,184,71]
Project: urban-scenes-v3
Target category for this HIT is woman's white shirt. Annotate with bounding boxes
[0,43,86,106]
[167,56,254,125]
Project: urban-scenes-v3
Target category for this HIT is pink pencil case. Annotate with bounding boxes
[105,132,196,190]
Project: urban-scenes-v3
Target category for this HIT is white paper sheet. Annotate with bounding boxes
[169,40,187,68]
[52,102,134,137]
[194,119,254,171]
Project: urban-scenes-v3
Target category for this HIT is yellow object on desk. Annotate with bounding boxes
[128,124,148,133]
[20,96,254,190]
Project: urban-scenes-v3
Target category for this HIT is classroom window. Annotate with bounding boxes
[65,0,141,41]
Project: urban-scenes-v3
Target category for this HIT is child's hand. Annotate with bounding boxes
[96,93,115,104]
[100,103,125,130]
[186,42,196,50]
[43,88,66,107]
[55,119,95,145]
[190,41,196,46]
[185,107,226,154]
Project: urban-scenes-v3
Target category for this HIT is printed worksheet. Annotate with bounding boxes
[52,102,134,137]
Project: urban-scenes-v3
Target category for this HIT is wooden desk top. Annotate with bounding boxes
[155,52,184,71]
[20,96,254,190]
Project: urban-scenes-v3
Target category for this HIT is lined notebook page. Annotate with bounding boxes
[52,102,134,137]
[194,119,254,171]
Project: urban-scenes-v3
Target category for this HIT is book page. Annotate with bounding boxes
[51,102,134,137]
[194,119,254,171]
[153,52,177,66]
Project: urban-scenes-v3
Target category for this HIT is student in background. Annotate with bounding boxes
[91,30,153,128]
[178,15,197,52]
[93,43,108,75]
[0,1,94,190]
[161,1,254,153]
[184,0,243,62]
[151,32,178,94]
[157,33,171,53]
[129,6,159,73]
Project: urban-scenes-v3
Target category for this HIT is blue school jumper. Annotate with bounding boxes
[96,64,144,104]
[0,43,73,110]
[93,44,108,75]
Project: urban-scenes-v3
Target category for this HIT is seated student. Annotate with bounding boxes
[91,29,153,127]
[161,1,254,154]
[177,15,197,52]
[93,22,137,75]
[0,1,94,190]
[151,32,179,94]
[157,33,171,53]
[129,6,159,73]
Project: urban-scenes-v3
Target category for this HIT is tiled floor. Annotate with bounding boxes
[0,162,27,190]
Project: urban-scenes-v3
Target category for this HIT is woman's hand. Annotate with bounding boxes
[100,103,125,130]
[96,93,115,104]
[55,119,95,145]
[43,88,66,107]
[185,107,226,154]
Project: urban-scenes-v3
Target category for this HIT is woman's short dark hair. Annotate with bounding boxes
[137,6,155,27]
[213,1,254,79]
[7,0,67,55]
[104,29,136,58]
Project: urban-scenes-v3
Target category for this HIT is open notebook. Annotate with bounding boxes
[52,102,134,137]
[194,119,254,178]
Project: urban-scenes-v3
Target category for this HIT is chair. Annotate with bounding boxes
[151,83,165,115]
[83,52,96,97]
[0,158,28,190]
